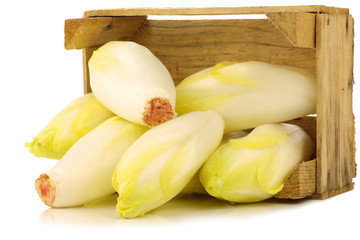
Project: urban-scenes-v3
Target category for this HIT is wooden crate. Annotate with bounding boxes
[64,5,356,200]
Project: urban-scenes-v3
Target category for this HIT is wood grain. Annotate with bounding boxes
[312,183,354,199]
[83,6,348,17]
[267,12,316,48]
[65,16,147,50]
[315,13,355,198]
[132,19,316,85]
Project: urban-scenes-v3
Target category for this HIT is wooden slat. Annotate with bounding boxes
[131,19,315,85]
[267,12,315,48]
[339,15,356,181]
[64,16,147,50]
[275,159,316,199]
[345,17,356,180]
[315,13,355,198]
[84,6,348,17]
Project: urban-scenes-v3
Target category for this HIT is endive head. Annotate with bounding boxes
[176,61,316,133]
[89,41,177,128]
[26,93,115,159]
[112,111,224,218]
[179,130,248,197]
[199,123,314,203]
[35,116,149,208]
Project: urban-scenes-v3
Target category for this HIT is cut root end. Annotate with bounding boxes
[35,174,56,207]
[143,97,175,127]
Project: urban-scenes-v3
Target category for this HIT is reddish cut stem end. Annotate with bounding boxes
[143,97,175,127]
[35,174,56,207]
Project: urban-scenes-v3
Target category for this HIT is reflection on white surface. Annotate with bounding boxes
[39,194,120,226]
[39,193,313,226]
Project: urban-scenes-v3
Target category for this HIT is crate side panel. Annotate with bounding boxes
[315,14,355,197]
[131,19,316,85]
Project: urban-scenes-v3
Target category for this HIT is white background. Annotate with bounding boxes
[1,0,359,239]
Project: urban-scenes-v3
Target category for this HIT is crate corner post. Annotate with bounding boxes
[314,9,355,199]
